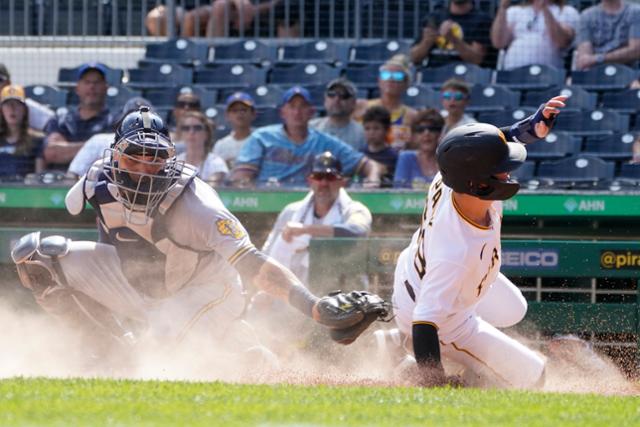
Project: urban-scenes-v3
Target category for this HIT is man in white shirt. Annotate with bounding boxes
[213,92,256,168]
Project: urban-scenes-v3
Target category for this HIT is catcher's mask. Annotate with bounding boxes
[105,106,183,224]
[436,122,527,200]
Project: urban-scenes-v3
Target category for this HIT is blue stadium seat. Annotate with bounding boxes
[571,64,638,91]
[144,38,210,65]
[212,40,277,65]
[601,89,640,114]
[144,88,182,109]
[58,63,123,88]
[350,40,411,64]
[194,64,267,89]
[420,63,492,88]
[24,85,68,109]
[617,163,640,181]
[127,64,194,90]
[552,109,629,136]
[253,107,281,127]
[403,85,441,108]
[522,86,597,112]
[220,85,284,108]
[467,85,521,113]
[583,132,637,160]
[511,161,536,183]
[495,64,566,91]
[344,64,384,89]
[536,154,615,188]
[525,131,582,160]
[476,108,537,128]
[269,63,341,86]
[279,40,350,66]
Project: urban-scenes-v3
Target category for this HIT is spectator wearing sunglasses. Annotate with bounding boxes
[175,110,228,186]
[354,54,417,150]
[231,86,382,188]
[214,92,257,168]
[361,106,398,187]
[310,78,365,150]
[491,0,579,70]
[440,78,476,136]
[169,92,202,133]
[262,151,372,285]
[393,109,444,189]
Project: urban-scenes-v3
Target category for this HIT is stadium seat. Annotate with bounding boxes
[220,85,284,108]
[495,64,566,91]
[350,40,411,64]
[279,40,350,65]
[403,85,441,108]
[420,62,492,87]
[24,85,68,109]
[617,163,640,181]
[194,64,267,89]
[525,131,582,160]
[67,85,141,110]
[252,107,281,127]
[476,108,537,128]
[522,86,597,112]
[58,63,123,87]
[601,89,640,114]
[144,86,217,109]
[552,109,629,136]
[511,161,536,182]
[467,85,521,113]
[144,38,210,65]
[536,154,615,188]
[127,64,194,90]
[211,40,277,65]
[269,63,341,86]
[571,64,638,91]
[344,64,385,89]
[583,132,637,160]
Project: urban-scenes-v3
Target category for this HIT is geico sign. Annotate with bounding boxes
[502,250,559,267]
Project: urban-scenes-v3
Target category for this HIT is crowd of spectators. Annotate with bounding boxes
[1,0,639,189]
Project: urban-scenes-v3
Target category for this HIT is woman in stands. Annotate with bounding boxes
[354,54,417,150]
[490,0,579,70]
[0,85,44,180]
[175,110,228,186]
[393,109,444,189]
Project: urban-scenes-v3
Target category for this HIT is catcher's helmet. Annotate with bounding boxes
[436,122,527,200]
[106,107,183,223]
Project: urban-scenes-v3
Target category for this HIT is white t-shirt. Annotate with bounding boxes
[67,132,113,177]
[26,98,55,131]
[503,4,580,70]
[395,173,503,339]
[213,132,251,167]
[177,151,229,182]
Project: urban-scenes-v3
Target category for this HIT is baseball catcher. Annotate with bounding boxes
[11,107,387,367]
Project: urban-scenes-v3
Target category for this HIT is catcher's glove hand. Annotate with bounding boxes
[314,290,391,345]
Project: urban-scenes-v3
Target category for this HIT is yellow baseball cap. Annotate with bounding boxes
[0,85,26,104]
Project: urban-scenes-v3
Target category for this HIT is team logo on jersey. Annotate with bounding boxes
[216,219,246,239]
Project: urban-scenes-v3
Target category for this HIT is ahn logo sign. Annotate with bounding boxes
[502,248,559,268]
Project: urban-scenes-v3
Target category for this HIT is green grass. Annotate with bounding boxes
[0,378,638,427]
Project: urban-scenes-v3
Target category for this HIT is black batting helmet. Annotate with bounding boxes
[436,122,527,200]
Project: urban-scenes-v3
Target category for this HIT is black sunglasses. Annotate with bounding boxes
[309,172,341,181]
[176,101,201,109]
[179,124,206,133]
[326,90,353,100]
[413,124,442,134]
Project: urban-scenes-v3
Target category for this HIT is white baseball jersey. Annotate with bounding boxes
[61,159,253,344]
[392,172,545,388]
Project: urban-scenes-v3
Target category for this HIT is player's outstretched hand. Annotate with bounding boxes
[534,95,568,139]
[312,290,391,345]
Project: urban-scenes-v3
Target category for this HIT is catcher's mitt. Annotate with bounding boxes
[314,290,391,345]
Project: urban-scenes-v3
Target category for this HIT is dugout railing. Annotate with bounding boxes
[308,238,640,361]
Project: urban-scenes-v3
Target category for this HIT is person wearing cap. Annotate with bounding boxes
[309,78,365,151]
[354,54,417,150]
[67,97,155,178]
[0,85,45,179]
[43,62,115,170]
[440,78,476,136]
[231,86,382,188]
[0,63,54,132]
[214,92,257,168]
[262,151,372,284]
